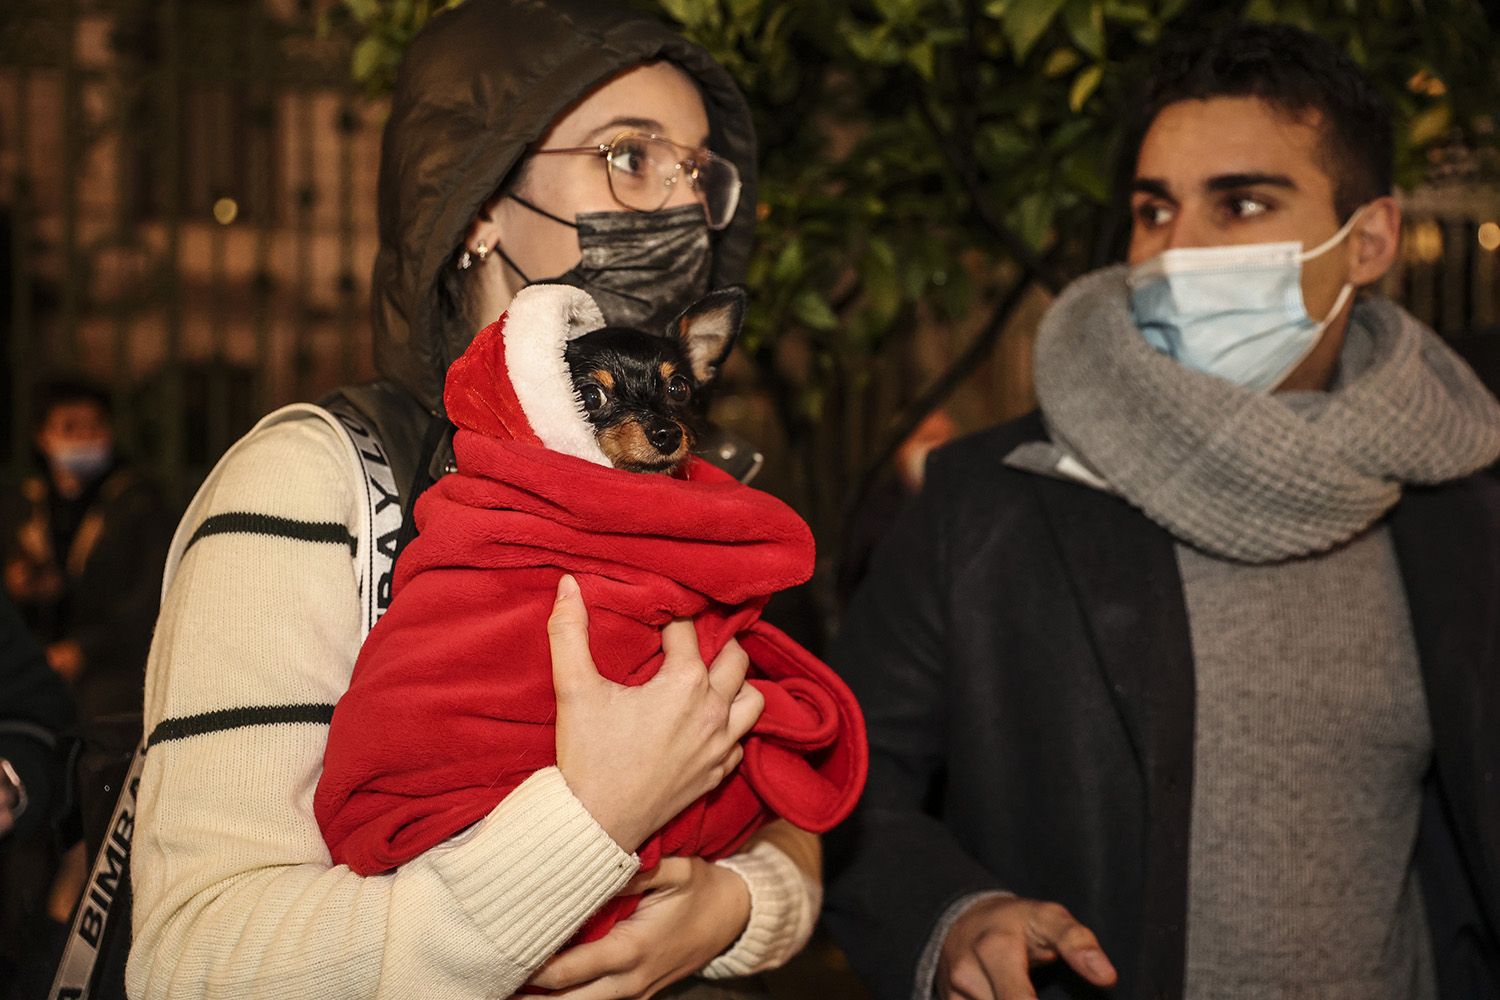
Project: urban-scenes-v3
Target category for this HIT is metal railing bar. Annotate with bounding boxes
[337,100,356,383]
[9,68,36,470]
[159,0,185,501]
[58,0,81,369]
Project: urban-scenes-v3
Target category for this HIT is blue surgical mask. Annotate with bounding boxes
[1127,207,1365,392]
[48,441,113,482]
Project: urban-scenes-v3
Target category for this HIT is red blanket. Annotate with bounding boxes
[314,297,866,943]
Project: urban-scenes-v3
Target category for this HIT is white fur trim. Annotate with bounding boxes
[503,284,613,467]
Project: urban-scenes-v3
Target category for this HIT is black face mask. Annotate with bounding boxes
[496,196,712,336]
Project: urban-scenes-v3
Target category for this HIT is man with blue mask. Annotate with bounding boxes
[1,379,167,989]
[3,380,169,723]
[827,22,1500,1000]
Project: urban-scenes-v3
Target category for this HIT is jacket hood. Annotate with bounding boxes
[372,0,759,414]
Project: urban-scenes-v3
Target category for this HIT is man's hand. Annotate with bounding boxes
[526,857,751,1000]
[938,895,1117,1000]
[549,574,765,853]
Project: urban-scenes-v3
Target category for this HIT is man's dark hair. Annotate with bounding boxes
[1140,22,1394,220]
[34,377,113,427]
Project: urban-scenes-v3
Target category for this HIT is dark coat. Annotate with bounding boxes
[3,466,169,721]
[0,589,74,841]
[824,411,1500,1000]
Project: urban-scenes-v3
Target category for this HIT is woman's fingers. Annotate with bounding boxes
[548,575,597,697]
[527,936,635,991]
[726,679,764,741]
[547,971,660,1000]
[656,618,700,675]
[705,636,750,702]
[621,857,692,896]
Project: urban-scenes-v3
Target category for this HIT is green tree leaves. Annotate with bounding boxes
[340,0,1499,625]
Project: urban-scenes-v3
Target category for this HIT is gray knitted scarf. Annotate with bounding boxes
[1028,265,1500,564]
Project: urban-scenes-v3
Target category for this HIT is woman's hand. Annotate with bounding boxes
[526,857,751,1000]
[549,574,765,853]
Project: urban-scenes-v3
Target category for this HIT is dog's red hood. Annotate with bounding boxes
[444,283,616,465]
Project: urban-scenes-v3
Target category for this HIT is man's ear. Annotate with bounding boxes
[1348,195,1401,289]
[672,286,747,384]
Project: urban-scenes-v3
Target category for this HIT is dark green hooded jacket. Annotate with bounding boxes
[341,0,759,501]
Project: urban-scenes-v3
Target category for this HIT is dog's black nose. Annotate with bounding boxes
[648,421,682,454]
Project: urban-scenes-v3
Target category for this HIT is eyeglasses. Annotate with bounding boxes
[531,131,742,231]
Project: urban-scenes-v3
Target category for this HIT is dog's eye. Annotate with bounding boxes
[579,383,607,412]
[665,375,692,404]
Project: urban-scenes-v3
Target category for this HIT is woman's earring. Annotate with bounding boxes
[475,241,490,261]
[457,249,473,270]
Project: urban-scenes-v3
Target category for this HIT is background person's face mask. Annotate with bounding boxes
[47,440,113,481]
[1127,207,1366,392]
[498,198,711,336]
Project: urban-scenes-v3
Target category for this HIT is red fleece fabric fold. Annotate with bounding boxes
[315,313,867,944]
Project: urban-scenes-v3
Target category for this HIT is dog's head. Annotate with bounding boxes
[563,287,746,473]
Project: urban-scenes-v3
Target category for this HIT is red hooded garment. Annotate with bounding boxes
[314,285,867,942]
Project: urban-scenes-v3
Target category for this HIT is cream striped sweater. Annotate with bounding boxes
[128,414,819,1000]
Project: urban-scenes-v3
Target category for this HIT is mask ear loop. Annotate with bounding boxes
[1269,209,1367,390]
[492,243,532,285]
[1297,204,1367,263]
[1300,203,1368,328]
[490,193,585,285]
[508,193,579,230]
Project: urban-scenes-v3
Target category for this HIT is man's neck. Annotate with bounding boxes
[1275,312,1350,393]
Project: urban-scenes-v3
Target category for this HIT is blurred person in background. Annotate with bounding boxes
[2,378,168,995]
[3,379,169,724]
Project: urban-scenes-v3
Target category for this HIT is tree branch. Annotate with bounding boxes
[916,96,1066,293]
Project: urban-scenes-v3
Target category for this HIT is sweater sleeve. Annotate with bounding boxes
[703,821,822,978]
[127,416,640,1000]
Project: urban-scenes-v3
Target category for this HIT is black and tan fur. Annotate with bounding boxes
[563,288,746,473]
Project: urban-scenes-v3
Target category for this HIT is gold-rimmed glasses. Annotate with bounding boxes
[530,131,742,230]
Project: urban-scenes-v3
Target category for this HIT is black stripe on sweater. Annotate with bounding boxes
[147,703,337,748]
[185,512,355,556]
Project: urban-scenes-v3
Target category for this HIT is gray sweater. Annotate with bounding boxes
[1178,528,1435,999]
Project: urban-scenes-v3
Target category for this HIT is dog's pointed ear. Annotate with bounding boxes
[671,286,746,384]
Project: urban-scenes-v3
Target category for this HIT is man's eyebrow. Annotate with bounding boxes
[1130,178,1174,200]
[1204,172,1297,192]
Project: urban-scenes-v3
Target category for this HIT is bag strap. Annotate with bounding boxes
[318,397,406,636]
[50,403,400,999]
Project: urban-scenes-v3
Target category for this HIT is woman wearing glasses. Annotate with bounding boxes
[127,2,820,998]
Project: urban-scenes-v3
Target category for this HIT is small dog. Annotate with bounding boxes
[564,287,746,473]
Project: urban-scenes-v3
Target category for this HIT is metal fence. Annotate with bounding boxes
[1390,184,1500,336]
[3,0,1499,505]
[1,0,383,503]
